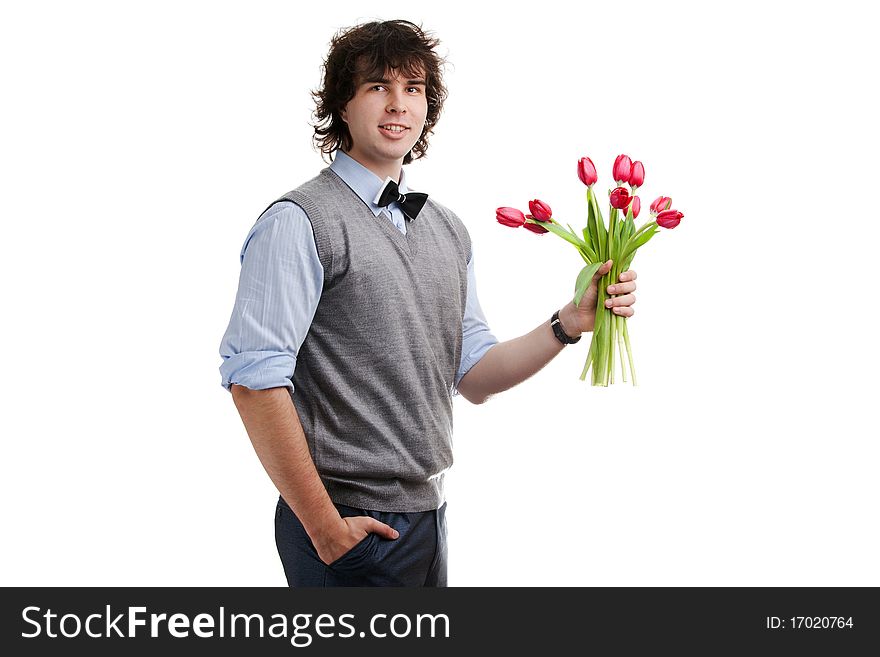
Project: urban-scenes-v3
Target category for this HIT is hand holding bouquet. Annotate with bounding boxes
[496,154,684,386]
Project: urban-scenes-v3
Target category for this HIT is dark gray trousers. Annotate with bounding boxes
[275,494,448,587]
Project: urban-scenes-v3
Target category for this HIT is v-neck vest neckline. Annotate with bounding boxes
[325,168,420,259]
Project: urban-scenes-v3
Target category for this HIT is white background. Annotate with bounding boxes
[2,0,878,586]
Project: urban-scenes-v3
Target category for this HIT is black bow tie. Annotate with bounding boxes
[374,178,429,221]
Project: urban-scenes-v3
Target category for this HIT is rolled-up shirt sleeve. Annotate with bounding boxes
[454,248,498,396]
[219,202,323,393]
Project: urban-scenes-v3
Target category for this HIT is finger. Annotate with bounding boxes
[604,293,636,308]
[607,281,636,295]
[619,269,637,282]
[346,515,398,540]
[596,259,613,277]
[612,306,635,317]
[366,518,400,540]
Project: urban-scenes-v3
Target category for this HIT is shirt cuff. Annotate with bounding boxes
[220,351,296,393]
[453,340,498,397]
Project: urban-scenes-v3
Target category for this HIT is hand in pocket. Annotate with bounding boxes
[315,514,399,566]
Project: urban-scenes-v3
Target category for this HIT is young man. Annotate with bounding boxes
[218,20,637,587]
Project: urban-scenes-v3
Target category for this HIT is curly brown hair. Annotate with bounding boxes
[311,19,449,165]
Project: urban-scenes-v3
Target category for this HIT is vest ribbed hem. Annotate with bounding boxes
[322,473,446,513]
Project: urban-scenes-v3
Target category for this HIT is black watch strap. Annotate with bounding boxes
[551,310,581,345]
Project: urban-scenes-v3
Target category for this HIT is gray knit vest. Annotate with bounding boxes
[265,167,471,512]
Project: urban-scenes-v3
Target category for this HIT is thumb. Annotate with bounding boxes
[368,518,400,540]
[598,259,613,277]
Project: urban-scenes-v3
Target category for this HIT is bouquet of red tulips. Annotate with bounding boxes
[496,154,684,386]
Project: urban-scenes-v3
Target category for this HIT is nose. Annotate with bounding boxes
[386,88,407,114]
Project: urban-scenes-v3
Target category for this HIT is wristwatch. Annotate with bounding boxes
[550,310,581,345]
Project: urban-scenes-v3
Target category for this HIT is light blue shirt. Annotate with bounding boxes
[219,150,498,396]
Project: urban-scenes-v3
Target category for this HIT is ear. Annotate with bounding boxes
[340,106,348,123]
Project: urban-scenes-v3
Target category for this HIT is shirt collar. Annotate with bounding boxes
[329,150,410,217]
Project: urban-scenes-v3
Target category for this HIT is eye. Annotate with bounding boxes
[371,85,386,91]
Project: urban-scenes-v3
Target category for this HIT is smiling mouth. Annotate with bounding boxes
[379,125,409,133]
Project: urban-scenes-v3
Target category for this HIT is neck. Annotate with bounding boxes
[341,150,403,183]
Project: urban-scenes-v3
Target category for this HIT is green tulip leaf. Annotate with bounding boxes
[573,261,603,307]
[578,244,597,263]
[587,188,607,262]
[624,213,635,244]
[569,222,595,260]
[579,226,596,261]
[533,220,586,248]
[609,207,621,262]
[622,226,659,261]
[587,200,599,258]
[594,195,607,261]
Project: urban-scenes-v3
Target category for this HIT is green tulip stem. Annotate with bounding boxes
[579,345,592,381]
[623,317,637,386]
[609,314,616,385]
[617,313,628,383]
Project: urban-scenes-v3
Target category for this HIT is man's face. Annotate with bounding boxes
[340,66,428,178]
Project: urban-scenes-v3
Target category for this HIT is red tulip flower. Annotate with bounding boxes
[656,209,684,229]
[528,199,553,222]
[613,154,632,184]
[629,161,645,187]
[523,215,549,234]
[609,186,631,210]
[650,196,673,214]
[496,207,526,228]
[577,157,598,186]
[629,196,641,219]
